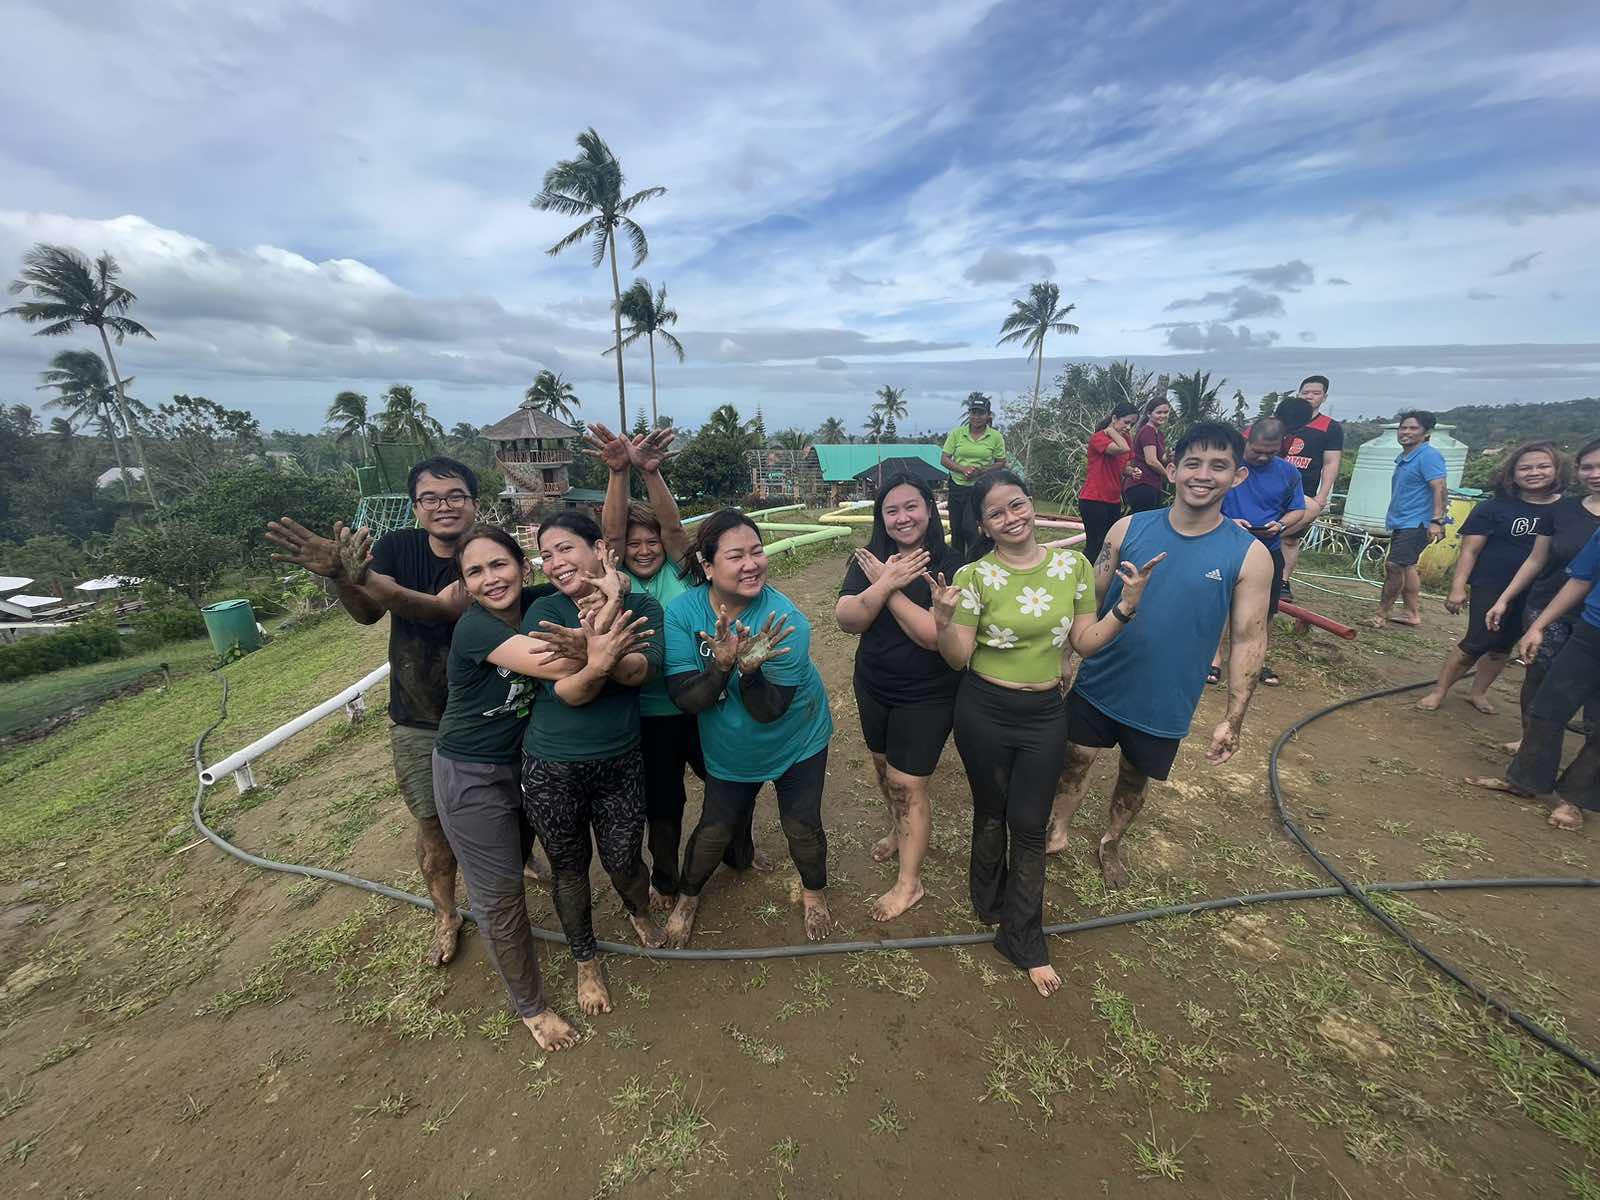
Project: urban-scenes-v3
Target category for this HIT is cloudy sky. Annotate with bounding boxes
[2,0,1597,435]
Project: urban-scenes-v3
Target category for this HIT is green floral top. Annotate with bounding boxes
[951,547,1098,684]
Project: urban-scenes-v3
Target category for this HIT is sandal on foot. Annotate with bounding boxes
[1206,666,1222,686]
[1259,666,1281,686]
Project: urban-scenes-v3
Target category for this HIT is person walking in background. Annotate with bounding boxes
[1416,442,1566,714]
[1276,375,1344,601]
[1372,411,1448,628]
[941,393,1007,560]
[1121,395,1173,514]
[835,474,963,921]
[1079,402,1138,564]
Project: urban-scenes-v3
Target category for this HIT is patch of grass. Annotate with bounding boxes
[868,1097,905,1137]
[769,1136,800,1199]
[1124,1113,1190,1181]
[606,1025,637,1050]
[177,1094,209,1123]
[609,1076,652,1120]
[421,1096,465,1136]
[477,1008,514,1044]
[353,1090,413,1119]
[1420,829,1492,865]
[0,636,215,741]
[3,1132,42,1166]
[722,1022,785,1066]
[0,1081,33,1121]
[595,1079,723,1198]
[32,1035,91,1073]
[830,1062,858,1095]
[845,950,930,999]
[1564,1165,1600,1200]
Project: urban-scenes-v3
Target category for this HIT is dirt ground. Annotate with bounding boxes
[2,541,1597,1199]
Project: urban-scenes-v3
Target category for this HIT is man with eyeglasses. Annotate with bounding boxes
[267,456,488,968]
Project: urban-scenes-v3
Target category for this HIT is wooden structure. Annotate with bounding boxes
[482,405,580,517]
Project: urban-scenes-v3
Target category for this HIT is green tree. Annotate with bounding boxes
[533,128,665,429]
[378,384,444,449]
[815,415,847,444]
[1169,370,1226,437]
[4,244,161,507]
[325,390,377,462]
[874,385,907,443]
[523,369,581,425]
[610,278,684,428]
[996,281,1079,473]
[863,409,885,443]
[36,349,142,499]
[146,395,264,497]
[773,428,810,459]
[671,406,757,501]
[165,464,356,564]
[105,521,235,607]
[1230,387,1249,428]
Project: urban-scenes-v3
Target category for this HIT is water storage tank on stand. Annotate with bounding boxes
[1340,424,1467,533]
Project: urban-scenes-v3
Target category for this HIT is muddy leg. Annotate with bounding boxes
[871,767,929,922]
[1097,756,1151,889]
[1417,646,1477,711]
[1047,743,1099,855]
[867,753,897,863]
[416,817,462,967]
[1466,651,1508,714]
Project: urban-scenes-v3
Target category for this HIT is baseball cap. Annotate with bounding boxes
[965,394,992,413]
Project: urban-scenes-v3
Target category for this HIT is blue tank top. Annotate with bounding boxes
[1073,509,1256,739]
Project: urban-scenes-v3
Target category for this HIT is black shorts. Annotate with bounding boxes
[1387,526,1430,567]
[1064,689,1183,781]
[853,675,955,777]
[1459,586,1521,657]
[1267,544,1285,618]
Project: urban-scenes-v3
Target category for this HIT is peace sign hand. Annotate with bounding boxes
[928,571,962,627]
[1113,552,1167,610]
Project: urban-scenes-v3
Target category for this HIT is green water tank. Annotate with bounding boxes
[1340,424,1467,533]
[201,598,263,658]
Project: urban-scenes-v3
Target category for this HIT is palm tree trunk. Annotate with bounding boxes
[1024,343,1044,476]
[606,233,627,430]
[647,332,658,428]
[97,325,160,509]
[102,405,131,500]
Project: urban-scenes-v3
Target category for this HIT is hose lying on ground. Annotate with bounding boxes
[192,676,1599,1076]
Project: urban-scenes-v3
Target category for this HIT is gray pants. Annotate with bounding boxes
[431,751,546,1017]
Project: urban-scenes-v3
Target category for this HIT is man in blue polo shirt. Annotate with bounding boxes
[1374,410,1448,628]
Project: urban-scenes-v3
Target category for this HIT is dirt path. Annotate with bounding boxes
[2,547,1596,1199]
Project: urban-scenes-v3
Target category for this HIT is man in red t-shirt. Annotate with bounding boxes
[1275,375,1344,598]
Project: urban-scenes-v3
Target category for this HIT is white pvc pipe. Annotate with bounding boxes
[199,663,391,785]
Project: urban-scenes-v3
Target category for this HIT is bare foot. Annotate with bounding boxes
[575,959,612,1015]
[1097,839,1131,889]
[1389,614,1423,627]
[748,846,776,872]
[648,886,676,913]
[1549,802,1584,831]
[630,912,666,949]
[425,910,463,967]
[1501,739,1521,756]
[1415,692,1443,711]
[1368,612,1391,629]
[870,879,924,922]
[1027,964,1062,998]
[802,890,833,941]
[524,1010,580,1051]
[870,832,897,863]
[663,895,699,949]
[1467,694,1497,715]
[523,852,552,885]
[1044,820,1071,855]
[1464,775,1536,798]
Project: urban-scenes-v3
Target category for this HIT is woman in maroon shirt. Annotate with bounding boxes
[1079,402,1138,562]
[1122,397,1172,513]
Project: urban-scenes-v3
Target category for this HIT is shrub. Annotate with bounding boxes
[0,623,124,682]
[127,606,207,651]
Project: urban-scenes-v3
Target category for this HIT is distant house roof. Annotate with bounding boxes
[96,466,147,488]
[75,575,144,592]
[0,594,65,617]
[561,488,607,505]
[0,576,34,594]
[851,455,948,487]
[481,405,579,442]
[812,444,944,483]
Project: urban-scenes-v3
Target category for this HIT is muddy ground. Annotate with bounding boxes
[2,542,1597,1199]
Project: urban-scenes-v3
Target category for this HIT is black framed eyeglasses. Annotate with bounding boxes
[414,491,474,511]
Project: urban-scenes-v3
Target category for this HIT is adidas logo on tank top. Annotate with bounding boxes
[1204,568,1223,581]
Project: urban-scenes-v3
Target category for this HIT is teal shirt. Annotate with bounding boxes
[629,562,694,717]
[436,597,541,764]
[664,584,833,782]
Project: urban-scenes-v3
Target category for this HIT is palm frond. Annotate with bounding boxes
[546,217,599,258]
[103,314,154,342]
[590,224,612,268]
[659,329,686,362]
[532,188,597,218]
[616,186,667,216]
[621,217,649,268]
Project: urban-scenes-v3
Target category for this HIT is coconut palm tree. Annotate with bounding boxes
[874,385,907,442]
[773,428,810,460]
[325,390,377,463]
[706,403,747,439]
[1169,369,1227,432]
[863,409,885,444]
[815,415,848,444]
[609,278,684,429]
[533,128,666,430]
[4,244,160,506]
[378,384,444,449]
[523,369,582,425]
[996,281,1079,473]
[36,349,139,498]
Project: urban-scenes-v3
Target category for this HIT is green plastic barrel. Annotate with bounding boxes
[201,599,262,658]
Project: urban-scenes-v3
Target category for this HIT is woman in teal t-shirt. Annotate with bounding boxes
[589,421,756,907]
[931,471,1162,997]
[659,510,834,950]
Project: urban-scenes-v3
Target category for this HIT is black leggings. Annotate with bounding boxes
[639,712,753,895]
[680,747,829,896]
[1122,484,1164,513]
[1078,498,1123,564]
[952,674,1068,970]
[1519,609,1599,749]
[521,749,650,960]
[948,486,975,561]
[1508,619,1600,810]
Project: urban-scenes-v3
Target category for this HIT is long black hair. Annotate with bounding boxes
[536,510,603,547]
[686,508,763,585]
[864,473,948,562]
[1094,401,1139,432]
[968,469,1031,559]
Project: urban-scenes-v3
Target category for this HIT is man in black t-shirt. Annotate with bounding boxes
[1276,375,1344,598]
[267,457,484,969]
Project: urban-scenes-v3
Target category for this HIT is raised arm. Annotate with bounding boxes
[930,573,977,670]
[587,422,634,547]
[266,517,385,624]
[1210,541,1273,764]
[630,429,691,565]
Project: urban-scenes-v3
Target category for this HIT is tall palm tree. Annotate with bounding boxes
[325,390,377,463]
[533,128,666,430]
[523,369,582,425]
[609,278,685,429]
[36,349,137,498]
[996,281,1079,473]
[815,415,848,444]
[874,385,907,443]
[378,384,444,450]
[863,409,885,444]
[5,244,160,506]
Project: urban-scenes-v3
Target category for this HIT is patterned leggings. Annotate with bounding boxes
[521,749,651,961]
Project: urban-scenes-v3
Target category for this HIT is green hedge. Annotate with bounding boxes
[128,606,207,651]
[0,624,125,682]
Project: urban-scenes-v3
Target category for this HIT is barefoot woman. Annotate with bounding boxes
[931,471,1161,997]
[522,513,665,1016]
[432,526,584,1050]
[662,511,835,948]
[835,474,962,921]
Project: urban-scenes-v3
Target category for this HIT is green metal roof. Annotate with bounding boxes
[813,443,945,482]
[561,488,608,503]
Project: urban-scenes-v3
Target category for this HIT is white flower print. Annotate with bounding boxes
[984,624,1018,649]
[1046,552,1071,580]
[1074,577,1089,600]
[960,586,982,614]
[1018,586,1054,618]
[1051,614,1073,648]
[975,560,1010,589]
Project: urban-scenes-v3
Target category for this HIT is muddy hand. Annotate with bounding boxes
[265,517,342,579]
[334,522,374,586]
[697,604,744,671]
[736,612,795,673]
[584,422,631,472]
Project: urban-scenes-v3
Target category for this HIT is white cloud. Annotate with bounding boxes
[962,247,1057,284]
[1165,286,1286,321]
[1162,323,1280,351]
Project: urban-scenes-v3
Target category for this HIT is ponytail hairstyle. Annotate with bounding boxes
[865,473,948,562]
[687,508,763,585]
[968,469,1031,559]
[1095,401,1140,433]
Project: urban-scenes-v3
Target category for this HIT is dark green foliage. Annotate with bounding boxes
[0,623,123,682]
[164,466,356,563]
[669,405,759,501]
[104,521,235,606]
[127,605,206,651]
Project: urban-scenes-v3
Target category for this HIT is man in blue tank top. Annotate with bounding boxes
[1047,422,1275,888]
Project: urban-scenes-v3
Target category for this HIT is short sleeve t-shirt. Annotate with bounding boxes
[664,584,833,783]
[1081,430,1128,503]
[840,547,963,704]
[943,424,1007,487]
[1281,413,1344,498]
[629,562,694,717]
[521,591,664,763]
[1529,498,1600,611]
[1386,443,1448,531]
[951,548,1098,684]
[1566,528,1600,631]
[1221,457,1306,551]
[370,528,459,729]
[1458,496,1551,592]
[435,586,555,764]
[1123,424,1167,492]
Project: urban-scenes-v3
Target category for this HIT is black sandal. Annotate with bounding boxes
[1259,666,1281,687]
[1206,666,1221,686]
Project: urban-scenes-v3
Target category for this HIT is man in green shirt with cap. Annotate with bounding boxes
[942,392,1007,560]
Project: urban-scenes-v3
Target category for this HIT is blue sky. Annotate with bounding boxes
[1,0,1596,434]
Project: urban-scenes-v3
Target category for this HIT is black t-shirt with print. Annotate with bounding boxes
[840,548,964,704]
[1529,497,1600,610]
[436,587,556,764]
[1459,495,1549,591]
[1280,413,1344,499]
[370,528,461,729]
